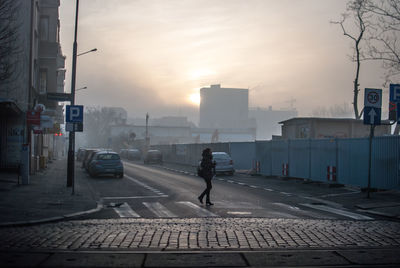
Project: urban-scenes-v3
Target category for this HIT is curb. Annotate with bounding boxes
[0,202,103,228]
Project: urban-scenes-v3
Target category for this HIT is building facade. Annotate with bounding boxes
[199,84,251,129]
[249,106,298,140]
[0,0,65,175]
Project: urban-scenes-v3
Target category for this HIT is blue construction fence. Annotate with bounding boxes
[152,136,400,190]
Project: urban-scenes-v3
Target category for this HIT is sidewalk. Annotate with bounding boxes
[0,157,100,226]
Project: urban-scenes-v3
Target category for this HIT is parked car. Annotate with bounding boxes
[84,150,100,171]
[212,152,234,175]
[127,149,141,160]
[88,151,124,178]
[76,148,86,162]
[119,149,128,159]
[81,149,99,169]
[144,150,162,164]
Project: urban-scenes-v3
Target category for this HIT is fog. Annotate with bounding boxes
[60,0,391,125]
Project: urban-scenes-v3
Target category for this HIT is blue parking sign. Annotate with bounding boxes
[397,103,400,124]
[66,105,83,123]
[390,84,400,102]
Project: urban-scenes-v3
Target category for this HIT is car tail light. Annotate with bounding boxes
[230,160,233,165]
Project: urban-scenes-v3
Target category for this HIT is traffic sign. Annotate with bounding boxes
[364,88,382,125]
[364,88,382,108]
[66,105,83,123]
[364,107,381,125]
[398,104,400,124]
[65,122,83,132]
[390,84,400,102]
[47,92,71,102]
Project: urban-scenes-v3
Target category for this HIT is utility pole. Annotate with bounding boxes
[67,0,79,193]
[145,113,149,151]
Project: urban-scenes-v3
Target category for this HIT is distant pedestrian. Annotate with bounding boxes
[198,148,216,206]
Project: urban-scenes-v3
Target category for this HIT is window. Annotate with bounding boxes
[39,69,47,94]
[39,16,49,41]
[97,154,120,160]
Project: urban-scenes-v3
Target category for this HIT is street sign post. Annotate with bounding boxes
[363,88,382,125]
[66,105,83,124]
[66,105,83,133]
[364,107,381,125]
[363,88,382,199]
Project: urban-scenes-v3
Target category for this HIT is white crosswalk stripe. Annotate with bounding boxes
[143,202,177,218]
[176,201,219,217]
[300,203,374,220]
[113,202,140,218]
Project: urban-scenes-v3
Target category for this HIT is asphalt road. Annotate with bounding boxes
[81,160,376,221]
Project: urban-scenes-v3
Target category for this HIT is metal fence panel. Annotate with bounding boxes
[310,139,337,182]
[337,138,369,187]
[372,136,400,189]
[255,141,272,176]
[289,139,311,179]
[230,142,255,170]
[271,140,289,176]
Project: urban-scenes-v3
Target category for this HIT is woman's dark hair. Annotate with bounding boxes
[202,148,211,157]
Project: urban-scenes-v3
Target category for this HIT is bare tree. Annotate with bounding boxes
[83,107,117,148]
[0,0,21,82]
[312,103,354,118]
[332,0,371,119]
[364,0,400,83]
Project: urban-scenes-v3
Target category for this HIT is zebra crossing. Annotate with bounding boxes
[109,201,219,218]
[107,200,374,220]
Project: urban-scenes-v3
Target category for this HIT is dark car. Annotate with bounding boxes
[81,149,99,169]
[88,151,124,178]
[144,150,162,164]
[76,148,86,162]
[127,149,141,160]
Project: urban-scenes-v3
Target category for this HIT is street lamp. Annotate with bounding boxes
[67,0,80,191]
[77,48,97,57]
[75,86,87,92]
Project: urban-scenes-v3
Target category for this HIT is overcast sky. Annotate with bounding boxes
[60,0,390,123]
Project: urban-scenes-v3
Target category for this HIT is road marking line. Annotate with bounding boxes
[272,202,300,210]
[319,191,359,198]
[215,200,263,209]
[227,211,252,215]
[125,175,165,196]
[177,201,219,217]
[264,188,273,191]
[300,203,374,220]
[113,202,140,218]
[102,195,168,200]
[143,202,177,218]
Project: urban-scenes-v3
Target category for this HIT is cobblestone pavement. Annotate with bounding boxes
[1,218,400,251]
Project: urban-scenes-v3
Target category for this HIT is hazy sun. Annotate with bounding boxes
[188,93,201,106]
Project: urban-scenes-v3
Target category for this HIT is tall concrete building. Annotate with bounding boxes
[249,106,298,140]
[199,84,250,129]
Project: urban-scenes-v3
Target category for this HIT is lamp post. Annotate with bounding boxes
[67,0,80,191]
[75,86,87,92]
[77,48,97,57]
